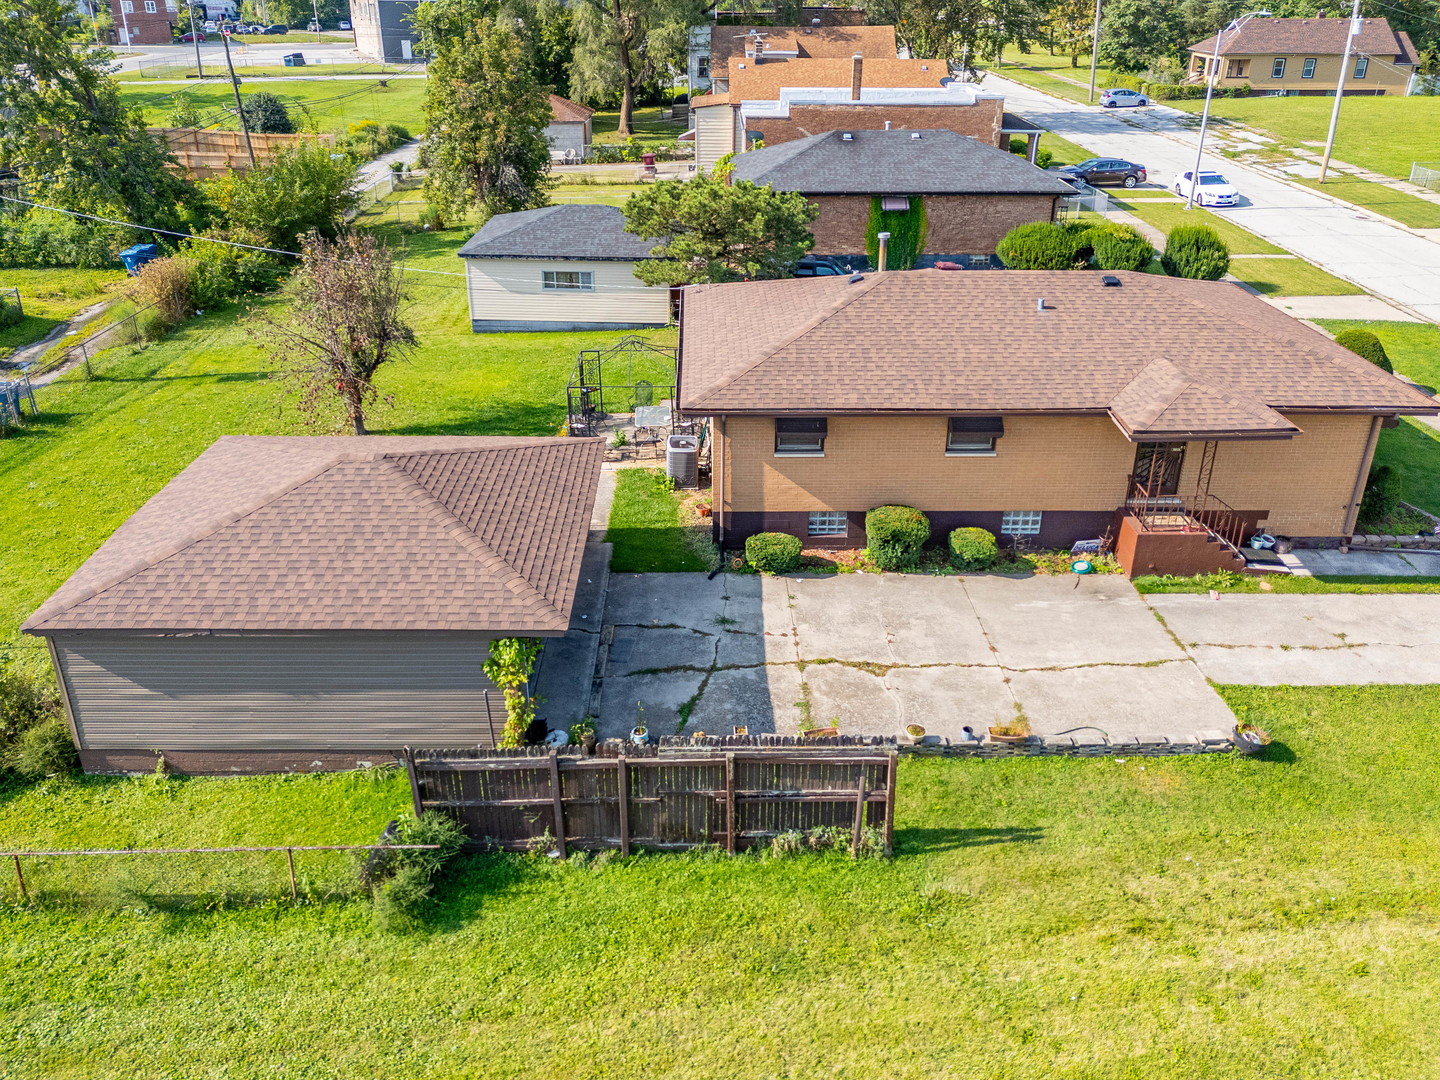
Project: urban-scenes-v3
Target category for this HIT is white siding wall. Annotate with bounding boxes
[465,257,670,330]
[545,120,589,159]
[694,103,735,174]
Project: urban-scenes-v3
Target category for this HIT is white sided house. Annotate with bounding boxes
[459,204,671,333]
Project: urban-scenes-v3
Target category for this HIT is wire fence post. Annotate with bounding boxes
[286,848,297,900]
[81,341,92,379]
[12,854,26,901]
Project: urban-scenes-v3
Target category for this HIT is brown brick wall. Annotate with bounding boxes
[808,194,1057,255]
[718,412,1376,539]
[750,99,1006,148]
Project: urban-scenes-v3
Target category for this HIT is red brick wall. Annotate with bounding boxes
[111,0,174,43]
[807,193,1058,255]
[751,99,1005,149]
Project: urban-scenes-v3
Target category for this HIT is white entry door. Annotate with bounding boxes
[400,38,412,60]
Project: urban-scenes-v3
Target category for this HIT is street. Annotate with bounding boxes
[986,73,1440,322]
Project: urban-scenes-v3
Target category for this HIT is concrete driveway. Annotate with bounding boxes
[589,572,1237,746]
[985,73,1440,321]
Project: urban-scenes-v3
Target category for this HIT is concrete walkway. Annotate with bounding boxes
[985,73,1440,321]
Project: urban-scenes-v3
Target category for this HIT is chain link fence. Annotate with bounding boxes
[1409,162,1440,193]
[1058,186,1111,221]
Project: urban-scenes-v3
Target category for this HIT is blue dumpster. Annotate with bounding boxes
[117,243,160,276]
[283,52,305,66]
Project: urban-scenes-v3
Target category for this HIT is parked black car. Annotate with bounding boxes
[263,23,289,33]
[794,254,851,277]
[1056,158,1148,189]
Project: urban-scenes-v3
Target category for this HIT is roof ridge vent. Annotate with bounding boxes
[841,131,854,141]
[911,131,921,139]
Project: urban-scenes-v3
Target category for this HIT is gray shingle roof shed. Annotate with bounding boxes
[728,128,1075,196]
[458,204,660,262]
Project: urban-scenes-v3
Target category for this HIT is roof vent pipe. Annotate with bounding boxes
[1037,297,1046,311]
[877,231,891,273]
[884,120,891,130]
[851,54,863,100]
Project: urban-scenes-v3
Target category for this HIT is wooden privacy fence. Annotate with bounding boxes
[149,128,335,178]
[406,743,897,856]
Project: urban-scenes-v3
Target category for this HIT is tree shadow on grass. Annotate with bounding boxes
[895,826,1045,855]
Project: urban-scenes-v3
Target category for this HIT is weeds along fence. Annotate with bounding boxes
[25,303,159,382]
[406,738,898,857]
[1058,187,1110,221]
[1,838,438,909]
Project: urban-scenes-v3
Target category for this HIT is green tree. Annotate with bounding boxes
[205,140,359,249]
[0,0,198,249]
[168,92,203,128]
[621,166,817,285]
[864,0,1048,67]
[241,92,296,134]
[1047,0,1096,66]
[570,0,703,135]
[1099,0,1188,72]
[419,15,553,218]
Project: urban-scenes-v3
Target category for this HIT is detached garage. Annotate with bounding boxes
[22,435,604,775]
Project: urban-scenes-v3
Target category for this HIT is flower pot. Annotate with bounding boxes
[630,725,648,746]
[580,732,597,755]
[1233,725,1270,756]
[698,506,712,518]
[804,726,839,739]
[905,723,926,744]
[987,727,1029,745]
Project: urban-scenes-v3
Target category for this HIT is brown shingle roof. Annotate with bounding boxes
[23,436,604,636]
[725,56,947,100]
[549,94,595,123]
[677,270,1437,437]
[1190,16,1414,59]
[710,24,898,70]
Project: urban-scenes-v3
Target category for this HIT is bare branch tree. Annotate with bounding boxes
[257,231,418,435]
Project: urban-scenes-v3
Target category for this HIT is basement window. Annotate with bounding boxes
[1000,511,1043,536]
[543,270,593,291]
[808,511,848,536]
[880,196,910,212]
[946,416,1003,456]
[775,417,827,456]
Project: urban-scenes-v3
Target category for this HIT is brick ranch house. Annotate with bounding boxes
[677,270,1437,576]
[727,128,1073,268]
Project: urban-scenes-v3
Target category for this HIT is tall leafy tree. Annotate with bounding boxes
[865,0,1049,66]
[570,0,704,135]
[621,166,818,285]
[0,0,197,234]
[1048,0,1097,66]
[205,141,359,249]
[1098,0,1188,72]
[419,14,553,217]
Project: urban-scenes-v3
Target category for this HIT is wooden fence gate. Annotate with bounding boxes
[405,742,897,856]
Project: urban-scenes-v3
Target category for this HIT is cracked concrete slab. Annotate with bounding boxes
[1008,662,1236,742]
[1183,643,1440,686]
[686,665,806,736]
[1146,594,1440,649]
[789,574,893,663]
[597,670,706,740]
[878,574,996,665]
[801,661,898,732]
[606,625,715,676]
[965,574,1185,668]
[881,665,1015,740]
[603,572,734,631]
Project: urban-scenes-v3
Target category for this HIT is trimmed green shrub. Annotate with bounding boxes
[865,506,930,571]
[745,532,803,574]
[996,222,1078,270]
[949,527,998,571]
[1334,328,1393,373]
[241,92,295,134]
[866,196,927,271]
[1,664,64,756]
[1359,463,1401,524]
[1160,224,1230,280]
[2,716,78,779]
[0,296,21,329]
[1085,223,1154,271]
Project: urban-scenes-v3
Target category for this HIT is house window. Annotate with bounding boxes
[1226,59,1249,78]
[1271,57,1286,78]
[808,511,847,536]
[1301,57,1317,78]
[120,0,132,10]
[946,416,1003,456]
[775,417,826,456]
[1354,57,1369,79]
[542,270,593,290]
[697,55,710,79]
[1000,511,1043,536]
[968,254,991,268]
[143,0,155,10]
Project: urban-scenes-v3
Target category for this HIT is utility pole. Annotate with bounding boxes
[118,0,132,49]
[220,29,257,167]
[1319,0,1363,184]
[1186,11,1271,210]
[186,1,204,80]
[312,0,322,42]
[1088,0,1101,103]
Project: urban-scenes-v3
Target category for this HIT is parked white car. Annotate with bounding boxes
[338,19,351,29]
[1099,87,1149,108]
[202,19,217,30]
[1171,169,1241,207]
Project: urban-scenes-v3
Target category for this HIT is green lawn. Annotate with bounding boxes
[1112,198,1286,254]
[591,107,691,154]
[981,45,1119,105]
[1165,94,1440,181]
[1313,319,1440,391]
[0,268,126,357]
[4,684,1440,1076]
[117,77,427,133]
[1295,175,1440,229]
[1135,572,1440,594]
[606,467,710,572]
[1371,418,1440,516]
[1037,131,1096,167]
[0,226,674,654]
[1228,256,1365,296]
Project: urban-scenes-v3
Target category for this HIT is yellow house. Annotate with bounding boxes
[1187,16,1418,96]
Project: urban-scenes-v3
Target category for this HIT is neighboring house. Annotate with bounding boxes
[457,205,670,333]
[110,0,177,44]
[689,10,870,94]
[727,128,1073,266]
[546,94,595,162]
[22,435,605,775]
[1187,16,1419,96]
[351,0,420,61]
[678,270,1437,576]
[691,54,1004,173]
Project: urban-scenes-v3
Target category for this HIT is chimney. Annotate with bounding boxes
[851,53,863,100]
[877,231,890,272]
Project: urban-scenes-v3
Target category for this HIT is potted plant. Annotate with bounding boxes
[1233,722,1271,756]
[987,717,1032,745]
[569,719,597,754]
[630,724,648,745]
[906,723,926,744]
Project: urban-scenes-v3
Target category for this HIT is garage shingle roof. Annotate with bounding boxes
[22,436,604,635]
[458,204,659,261]
[677,270,1438,437]
[727,129,1074,195]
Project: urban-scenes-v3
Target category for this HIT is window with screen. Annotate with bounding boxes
[1000,511,1042,536]
[1271,57,1286,78]
[1301,57,1317,78]
[808,511,847,536]
[1354,57,1368,78]
[143,1,155,10]
[542,270,593,290]
[775,417,827,456]
[946,416,1003,455]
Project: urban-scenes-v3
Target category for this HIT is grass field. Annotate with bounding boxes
[591,107,692,154]
[1228,256,1365,296]
[1165,94,1440,180]
[982,45,1118,105]
[1371,418,1440,516]
[0,227,674,656]
[117,77,426,133]
[1111,198,1286,254]
[3,684,1439,1077]
[1294,175,1440,229]
[1313,319,1440,391]
[1037,131,1096,167]
[0,268,126,356]
[606,467,710,572]
[1134,572,1440,594]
